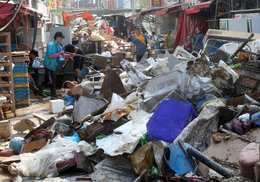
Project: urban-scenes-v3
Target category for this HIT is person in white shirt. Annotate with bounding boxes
[77,33,84,44]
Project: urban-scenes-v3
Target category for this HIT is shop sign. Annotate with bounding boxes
[156,15,163,25]
[118,0,123,9]
[49,0,56,11]
[151,0,162,7]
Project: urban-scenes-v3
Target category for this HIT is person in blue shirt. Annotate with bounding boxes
[131,25,151,62]
[38,31,72,100]
[194,28,204,53]
[61,44,84,82]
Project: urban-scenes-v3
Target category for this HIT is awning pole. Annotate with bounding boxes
[214,0,219,29]
[13,5,17,51]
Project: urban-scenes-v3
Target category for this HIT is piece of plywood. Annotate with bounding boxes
[99,70,126,101]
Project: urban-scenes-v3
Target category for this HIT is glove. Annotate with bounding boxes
[51,51,64,58]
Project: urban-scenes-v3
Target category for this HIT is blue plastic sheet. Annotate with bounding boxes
[147,99,197,143]
[63,95,75,106]
[251,112,260,126]
[196,94,217,111]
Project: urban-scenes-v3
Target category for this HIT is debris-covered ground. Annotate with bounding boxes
[2,30,260,182]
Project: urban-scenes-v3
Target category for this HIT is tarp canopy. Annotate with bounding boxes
[0,2,13,19]
[0,1,41,29]
[0,1,41,19]
[173,10,208,49]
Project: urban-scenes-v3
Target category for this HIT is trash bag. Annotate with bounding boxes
[251,112,260,126]
[17,136,80,177]
[63,95,75,106]
[233,118,245,135]
[196,94,217,111]
[243,120,257,133]
[129,142,155,175]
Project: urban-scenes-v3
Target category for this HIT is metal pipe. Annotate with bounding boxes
[230,33,254,59]
[187,146,234,178]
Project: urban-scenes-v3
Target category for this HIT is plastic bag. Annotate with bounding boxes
[239,113,250,122]
[90,32,105,41]
[62,95,75,106]
[97,20,102,29]
[17,136,80,177]
[101,51,112,57]
[233,118,245,135]
[251,112,260,126]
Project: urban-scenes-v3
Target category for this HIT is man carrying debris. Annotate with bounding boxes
[164,28,173,49]
[131,25,151,62]
[61,44,85,81]
[38,31,65,100]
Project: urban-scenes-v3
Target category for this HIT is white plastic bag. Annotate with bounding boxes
[17,136,80,177]
[239,113,250,122]
[90,32,105,41]
[101,51,112,57]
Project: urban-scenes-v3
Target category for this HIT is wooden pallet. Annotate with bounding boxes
[0,32,16,119]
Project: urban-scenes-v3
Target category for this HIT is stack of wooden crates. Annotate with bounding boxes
[0,32,16,118]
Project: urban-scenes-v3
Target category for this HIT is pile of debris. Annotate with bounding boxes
[3,33,260,182]
[73,19,130,53]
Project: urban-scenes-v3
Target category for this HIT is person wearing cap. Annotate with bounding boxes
[37,31,66,100]
[28,49,40,95]
[131,25,151,62]
[60,43,84,82]
[194,28,204,52]
[82,33,88,44]
[164,28,173,49]
[77,33,83,44]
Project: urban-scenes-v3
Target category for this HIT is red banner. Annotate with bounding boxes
[151,0,161,7]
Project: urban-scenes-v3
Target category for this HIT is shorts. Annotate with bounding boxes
[73,56,84,70]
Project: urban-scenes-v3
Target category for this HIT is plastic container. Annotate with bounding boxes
[55,122,70,135]
[239,142,260,179]
[9,137,25,153]
[164,143,194,176]
[147,99,197,143]
[235,65,260,96]
[49,100,64,114]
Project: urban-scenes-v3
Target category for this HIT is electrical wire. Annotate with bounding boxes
[0,0,24,32]
[0,0,11,10]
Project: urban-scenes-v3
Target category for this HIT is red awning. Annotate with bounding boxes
[186,8,200,14]
[130,13,140,19]
[185,0,213,14]
[154,9,166,16]
[0,2,41,19]
[0,2,14,19]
